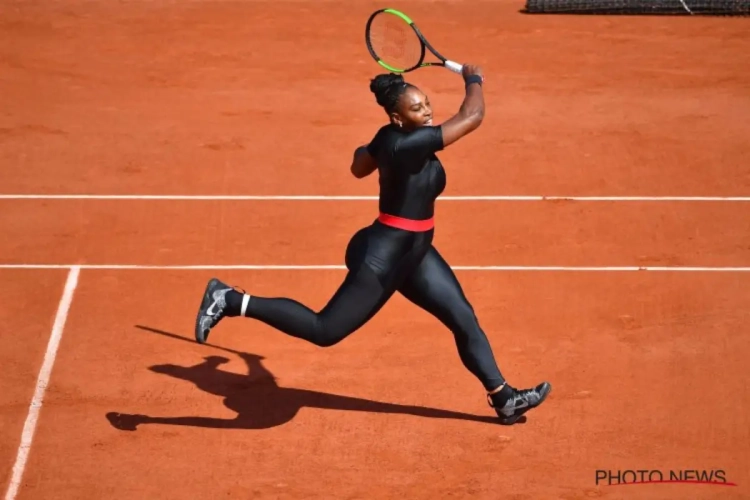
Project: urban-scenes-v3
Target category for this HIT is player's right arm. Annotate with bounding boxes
[438,64,485,148]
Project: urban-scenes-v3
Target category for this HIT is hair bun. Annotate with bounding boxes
[370,73,405,107]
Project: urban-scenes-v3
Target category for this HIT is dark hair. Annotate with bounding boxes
[370,73,412,114]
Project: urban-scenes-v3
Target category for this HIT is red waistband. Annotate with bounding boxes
[378,213,434,232]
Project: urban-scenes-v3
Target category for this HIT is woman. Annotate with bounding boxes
[195,65,550,425]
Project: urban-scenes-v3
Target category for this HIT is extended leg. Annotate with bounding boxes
[397,246,506,392]
[398,246,551,424]
[196,264,395,347]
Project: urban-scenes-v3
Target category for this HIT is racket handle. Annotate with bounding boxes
[444,60,463,74]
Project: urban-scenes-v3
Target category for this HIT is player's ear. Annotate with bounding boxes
[390,112,404,128]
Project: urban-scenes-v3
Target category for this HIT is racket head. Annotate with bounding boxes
[365,8,426,73]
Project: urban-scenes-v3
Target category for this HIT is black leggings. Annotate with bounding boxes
[242,222,506,392]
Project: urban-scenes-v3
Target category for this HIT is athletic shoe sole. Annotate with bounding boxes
[195,277,222,344]
[498,381,552,425]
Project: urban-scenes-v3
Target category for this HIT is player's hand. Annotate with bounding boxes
[461,64,484,81]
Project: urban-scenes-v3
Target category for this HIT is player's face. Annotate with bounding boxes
[393,87,433,130]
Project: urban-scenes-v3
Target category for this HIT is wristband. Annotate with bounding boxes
[465,75,483,87]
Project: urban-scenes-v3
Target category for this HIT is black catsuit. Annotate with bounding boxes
[243,124,506,391]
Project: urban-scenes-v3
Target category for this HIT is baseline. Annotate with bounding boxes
[0,264,749,272]
[1,195,750,202]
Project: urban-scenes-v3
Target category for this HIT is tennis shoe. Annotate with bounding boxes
[489,382,551,425]
[195,278,235,344]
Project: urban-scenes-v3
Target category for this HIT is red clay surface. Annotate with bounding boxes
[0,271,68,490]
[1,0,749,498]
[15,271,750,499]
[1,199,749,266]
[1,1,748,196]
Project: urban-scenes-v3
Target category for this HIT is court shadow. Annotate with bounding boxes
[105,325,517,432]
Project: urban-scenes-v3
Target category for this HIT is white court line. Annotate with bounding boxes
[4,266,80,500]
[0,264,749,272]
[1,194,750,202]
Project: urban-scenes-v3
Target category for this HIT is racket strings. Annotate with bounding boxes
[368,13,422,71]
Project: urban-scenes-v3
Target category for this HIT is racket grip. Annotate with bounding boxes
[444,60,463,74]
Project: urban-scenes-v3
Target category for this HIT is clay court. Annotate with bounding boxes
[1,0,749,498]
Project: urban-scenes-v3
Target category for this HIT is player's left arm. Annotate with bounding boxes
[350,145,378,178]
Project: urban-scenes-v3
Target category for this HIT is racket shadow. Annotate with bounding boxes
[105,325,513,432]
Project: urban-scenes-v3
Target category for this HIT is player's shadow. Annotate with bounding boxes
[105,325,515,432]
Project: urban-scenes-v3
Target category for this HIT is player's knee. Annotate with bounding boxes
[315,335,343,348]
[311,320,350,348]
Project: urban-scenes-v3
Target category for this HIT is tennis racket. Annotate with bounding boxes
[365,8,464,75]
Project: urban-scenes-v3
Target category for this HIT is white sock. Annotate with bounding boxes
[240,294,251,316]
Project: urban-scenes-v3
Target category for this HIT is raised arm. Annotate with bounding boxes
[438,64,485,148]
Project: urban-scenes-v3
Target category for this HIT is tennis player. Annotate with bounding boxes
[195,64,551,425]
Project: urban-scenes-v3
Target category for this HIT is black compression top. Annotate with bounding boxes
[366,124,447,221]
